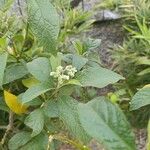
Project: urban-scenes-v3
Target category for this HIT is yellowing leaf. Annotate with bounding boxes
[4,91,28,114]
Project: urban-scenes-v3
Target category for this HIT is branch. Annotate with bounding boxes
[0,111,14,145]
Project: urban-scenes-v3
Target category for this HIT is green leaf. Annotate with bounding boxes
[27,0,60,55]
[0,96,9,112]
[138,68,150,76]
[0,0,5,8]
[0,143,3,150]
[130,87,150,110]
[0,0,14,11]
[58,85,76,96]
[50,53,62,71]
[63,54,88,71]
[27,57,51,82]
[0,52,8,88]
[72,40,84,55]
[0,38,6,49]
[21,82,52,104]
[22,77,40,88]
[86,51,101,64]
[24,109,44,137]
[84,38,101,51]
[72,54,88,70]
[137,57,150,65]
[76,66,124,88]
[8,131,31,150]
[62,79,82,86]
[19,133,48,150]
[3,63,28,84]
[26,97,43,106]
[57,96,91,143]
[43,100,59,118]
[78,97,136,150]
[48,140,57,150]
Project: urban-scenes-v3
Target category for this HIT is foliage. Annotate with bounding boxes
[98,0,150,26]
[105,0,150,32]
[130,85,150,111]
[112,37,150,101]
[0,0,137,150]
[59,9,94,52]
[97,0,125,10]
[110,0,150,128]
[78,97,136,150]
[130,85,150,149]
[121,0,150,27]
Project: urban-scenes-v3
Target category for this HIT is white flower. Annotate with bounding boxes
[72,67,77,73]
[56,66,63,72]
[58,77,63,85]
[50,72,56,76]
[50,65,77,86]
[50,72,58,78]
[65,65,77,77]
[65,65,73,71]
[67,72,74,77]
[61,75,70,80]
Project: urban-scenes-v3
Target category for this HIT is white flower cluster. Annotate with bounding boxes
[50,65,77,85]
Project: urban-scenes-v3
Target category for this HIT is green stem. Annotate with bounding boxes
[49,83,61,99]
[53,135,90,150]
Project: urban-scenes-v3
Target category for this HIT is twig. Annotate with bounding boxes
[1,111,14,145]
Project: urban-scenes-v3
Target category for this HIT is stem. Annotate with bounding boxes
[1,111,14,145]
[49,84,61,99]
[53,135,90,150]
[47,135,53,150]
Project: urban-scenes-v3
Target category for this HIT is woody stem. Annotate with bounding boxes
[1,111,14,145]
